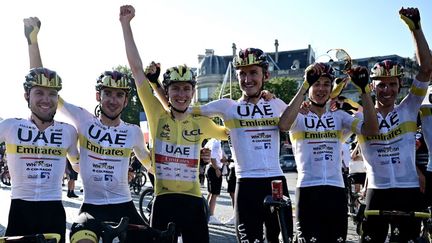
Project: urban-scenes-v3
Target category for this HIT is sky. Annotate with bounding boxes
[0,0,431,122]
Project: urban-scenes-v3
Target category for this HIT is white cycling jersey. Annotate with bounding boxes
[58,97,150,204]
[358,79,428,189]
[0,118,79,201]
[420,106,432,172]
[290,110,362,188]
[191,98,286,178]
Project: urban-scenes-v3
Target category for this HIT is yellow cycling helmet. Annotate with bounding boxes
[24,67,62,92]
[233,48,269,70]
[370,60,404,80]
[96,71,131,93]
[162,65,196,88]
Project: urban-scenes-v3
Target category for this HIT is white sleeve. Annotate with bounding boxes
[58,96,94,126]
[132,125,151,168]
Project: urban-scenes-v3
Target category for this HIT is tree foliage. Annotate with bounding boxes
[265,76,299,104]
[114,65,144,126]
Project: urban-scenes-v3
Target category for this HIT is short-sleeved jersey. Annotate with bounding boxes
[358,79,429,189]
[0,118,79,201]
[58,98,150,204]
[137,81,228,198]
[191,98,286,178]
[289,110,362,188]
[420,106,432,172]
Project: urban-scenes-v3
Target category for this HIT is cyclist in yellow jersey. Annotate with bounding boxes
[24,17,177,243]
[0,42,79,243]
[358,8,432,242]
[120,5,228,243]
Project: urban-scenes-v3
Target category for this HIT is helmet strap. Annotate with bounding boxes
[98,104,124,121]
[308,97,327,108]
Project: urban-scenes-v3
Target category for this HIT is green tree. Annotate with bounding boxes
[114,65,144,125]
[212,80,242,100]
[265,76,299,104]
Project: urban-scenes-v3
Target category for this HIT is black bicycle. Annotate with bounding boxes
[360,208,432,242]
[263,195,293,243]
[129,166,147,195]
[0,159,11,186]
[343,171,366,235]
[0,233,60,243]
[99,217,176,243]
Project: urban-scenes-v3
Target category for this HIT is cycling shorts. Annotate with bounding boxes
[295,185,347,243]
[70,201,146,243]
[361,188,425,242]
[5,199,66,243]
[206,166,222,195]
[226,167,236,194]
[235,176,293,243]
[151,193,209,243]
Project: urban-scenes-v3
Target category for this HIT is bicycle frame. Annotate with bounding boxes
[0,233,60,243]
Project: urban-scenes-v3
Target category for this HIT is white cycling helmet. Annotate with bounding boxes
[421,85,432,107]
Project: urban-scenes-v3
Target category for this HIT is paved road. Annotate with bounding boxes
[0,172,360,242]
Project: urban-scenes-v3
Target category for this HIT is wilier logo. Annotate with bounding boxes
[182,129,203,142]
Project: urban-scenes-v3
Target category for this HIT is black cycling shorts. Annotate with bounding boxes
[206,166,222,195]
[235,176,293,243]
[66,160,78,180]
[151,193,209,243]
[295,185,347,243]
[360,188,425,243]
[6,199,66,243]
[226,167,236,193]
[425,171,432,207]
[70,201,148,243]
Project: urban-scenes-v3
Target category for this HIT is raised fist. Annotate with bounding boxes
[145,61,161,85]
[23,17,41,45]
[400,7,421,30]
[349,66,371,94]
[303,63,322,91]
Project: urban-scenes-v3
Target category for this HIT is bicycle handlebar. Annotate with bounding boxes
[364,210,431,219]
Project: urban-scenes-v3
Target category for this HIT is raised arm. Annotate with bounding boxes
[279,64,321,131]
[119,5,168,108]
[400,7,432,82]
[23,17,43,68]
[349,66,379,136]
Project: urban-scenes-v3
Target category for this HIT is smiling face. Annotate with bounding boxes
[97,87,128,118]
[372,76,400,109]
[237,65,268,98]
[167,82,195,111]
[308,77,332,105]
[26,86,59,122]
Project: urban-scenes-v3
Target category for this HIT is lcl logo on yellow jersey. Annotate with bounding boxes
[182,129,203,142]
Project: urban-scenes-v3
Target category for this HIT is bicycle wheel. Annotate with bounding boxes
[137,172,147,187]
[1,170,11,186]
[139,187,154,224]
[132,177,142,195]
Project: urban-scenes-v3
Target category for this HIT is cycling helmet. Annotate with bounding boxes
[370,60,404,80]
[96,71,131,93]
[233,48,269,70]
[318,62,335,81]
[24,67,62,92]
[162,65,196,89]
